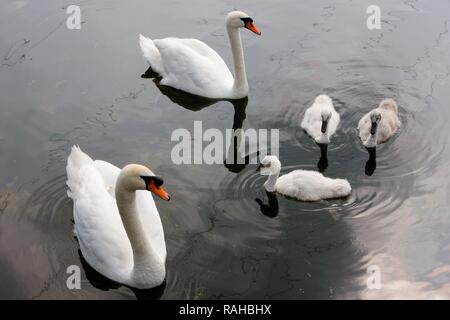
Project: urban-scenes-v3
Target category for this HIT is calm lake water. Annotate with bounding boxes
[1,0,450,299]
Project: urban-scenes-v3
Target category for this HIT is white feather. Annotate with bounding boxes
[139,11,260,99]
[275,170,352,201]
[260,155,351,201]
[66,146,166,288]
[301,94,340,144]
[358,98,401,147]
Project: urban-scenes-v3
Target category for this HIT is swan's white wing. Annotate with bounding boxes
[301,106,321,138]
[276,170,324,201]
[154,38,234,98]
[67,147,167,286]
[139,34,164,75]
[93,160,120,196]
[327,110,340,136]
[276,170,350,201]
[70,164,133,284]
[377,109,401,143]
[358,112,371,142]
[300,107,312,129]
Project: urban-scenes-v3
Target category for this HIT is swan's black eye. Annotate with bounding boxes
[240,17,253,24]
[140,176,164,188]
[152,176,164,187]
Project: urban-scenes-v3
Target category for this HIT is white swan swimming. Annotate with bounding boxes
[66,146,170,289]
[358,98,401,148]
[139,10,261,99]
[258,155,351,201]
[301,94,340,144]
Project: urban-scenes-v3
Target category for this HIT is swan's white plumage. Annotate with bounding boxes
[260,155,351,201]
[301,94,340,144]
[143,36,234,98]
[139,10,259,99]
[139,34,164,75]
[275,169,352,201]
[358,98,401,147]
[66,146,166,287]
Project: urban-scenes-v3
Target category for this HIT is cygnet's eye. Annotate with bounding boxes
[263,161,271,168]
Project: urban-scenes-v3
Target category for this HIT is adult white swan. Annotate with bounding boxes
[358,98,401,148]
[257,155,351,201]
[139,10,261,99]
[301,94,340,144]
[66,146,170,289]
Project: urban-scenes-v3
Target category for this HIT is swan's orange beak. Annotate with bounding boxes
[149,181,170,201]
[245,21,261,35]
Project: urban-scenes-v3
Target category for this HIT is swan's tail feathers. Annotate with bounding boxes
[379,98,398,113]
[334,179,352,197]
[66,145,94,200]
[139,34,164,76]
[315,94,332,104]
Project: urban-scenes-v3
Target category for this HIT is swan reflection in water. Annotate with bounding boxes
[317,143,328,173]
[143,67,252,173]
[255,190,279,218]
[365,147,377,176]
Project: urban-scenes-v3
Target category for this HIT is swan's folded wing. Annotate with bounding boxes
[139,34,164,75]
[328,111,340,135]
[357,113,371,141]
[301,107,315,131]
[73,165,132,283]
[357,113,370,131]
[301,107,321,137]
[93,160,121,195]
[154,38,234,98]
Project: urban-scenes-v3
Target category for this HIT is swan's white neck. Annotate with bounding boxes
[365,132,378,148]
[316,132,330,144]
[115,184,164,284]
[227,26,248,98]
[264,170,280,193]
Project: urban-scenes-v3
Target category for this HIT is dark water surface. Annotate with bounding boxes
[1,0,450,299]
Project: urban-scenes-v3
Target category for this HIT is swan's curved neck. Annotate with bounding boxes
[115,184,162,279]
[227,26,248,98]
[316,132,329,144]
[265,170,280,193]
[366,131,378,148]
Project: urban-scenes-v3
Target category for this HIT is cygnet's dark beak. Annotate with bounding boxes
[370,122,378,135]
[321,120,328,133]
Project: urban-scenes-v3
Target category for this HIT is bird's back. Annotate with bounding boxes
[66,147,133,284]
[276,169,350,201]
[377,107,401,143]
[154,37,234,98]
[301,96,339,138]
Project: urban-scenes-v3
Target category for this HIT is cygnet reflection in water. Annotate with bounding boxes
[255,190,279,218]
[365,147,377,176]
[317,143,329,173]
